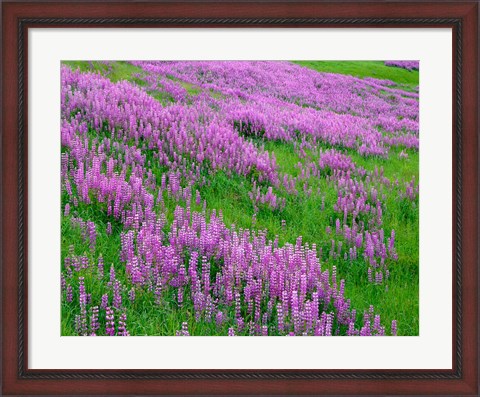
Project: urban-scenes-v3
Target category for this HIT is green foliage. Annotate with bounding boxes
[293,61,419,91]
[62,61,145,84]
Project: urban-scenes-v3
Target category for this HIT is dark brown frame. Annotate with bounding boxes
[2,1,478,395]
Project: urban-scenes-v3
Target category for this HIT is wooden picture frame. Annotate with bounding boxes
[2,1,478,395]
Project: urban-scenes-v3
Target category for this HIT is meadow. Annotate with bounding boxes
[61,60,419,336]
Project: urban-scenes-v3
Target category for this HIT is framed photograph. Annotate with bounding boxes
[2,1,478,395]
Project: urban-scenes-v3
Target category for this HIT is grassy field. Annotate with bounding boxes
[293,61,419,91]
[61,61,419,335]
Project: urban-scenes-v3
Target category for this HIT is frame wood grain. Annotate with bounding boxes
[2,1,478,395]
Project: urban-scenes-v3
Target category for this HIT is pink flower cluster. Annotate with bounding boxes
[132,61,419,156]
[384,61,419,71]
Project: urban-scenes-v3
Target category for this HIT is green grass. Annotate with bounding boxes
[293,61,419,91]
[62,61,145,83]
[61,61,419,336]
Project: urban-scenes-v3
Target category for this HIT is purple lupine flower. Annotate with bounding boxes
[205,295,213,322]
[325,314,333,336]
[154,277,163,305]
[106,222,112,235]
[128,288,136,302]
[113,280,122,309]
[355,233,363,248]
[236,317,244,333]
[77,277,88,336]
[391,320,398,336]
[117,312,130,336]
[291,292,301,335]
[215,311,224,327]
[179,322,190,336]
[86,221,96,252]
[90,306,100,334]
[78,277,87,307]
[66,285,73,303]
[360,320,371,336]
[195,190,201,206]
[81,256,89,270]
[277,303,285,334]
[234,291,242,320]
[347,321,356,336]
[100,293,109,310]
[106,307,115,336]
[177,287,184,307]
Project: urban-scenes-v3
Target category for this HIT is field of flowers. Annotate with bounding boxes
[384,60,419,71]
[61,60,419,336]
